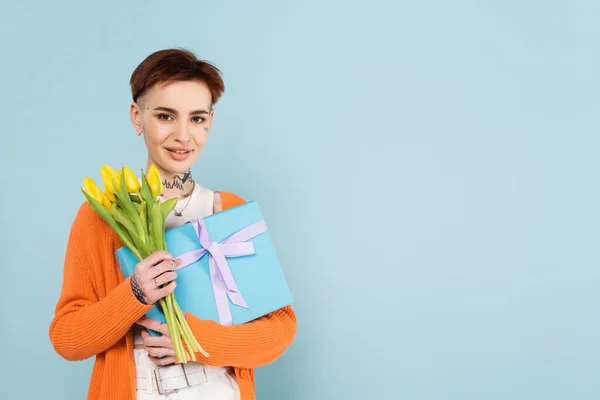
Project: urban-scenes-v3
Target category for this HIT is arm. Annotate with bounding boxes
[185,305,297,368]
[48,203,152,361]
[183,190,297,368]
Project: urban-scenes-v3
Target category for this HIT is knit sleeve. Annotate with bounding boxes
[184,190,297,368]
[49,202,152,361]
[218,190,247,210]
[185,305,297,368]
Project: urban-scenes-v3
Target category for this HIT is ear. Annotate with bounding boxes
[208,108,215,130]
[130,102,144,136]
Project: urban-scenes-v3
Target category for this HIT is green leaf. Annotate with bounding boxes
[82,189,142,260]
[161,197,178,220]
[140,169,155,206]
[151,202,165,251]
[113,219,141,259]
[110,204,138,238]
[110,202,149,258]
[116,168,145,241]
[130,230,150,259]
[82,190,116,229]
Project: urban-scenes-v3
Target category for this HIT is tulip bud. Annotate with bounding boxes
[100,165,119,199]
[82,177,103,204]
[147,164,163,198]
[101,192,111,210]
[122,166,141,193]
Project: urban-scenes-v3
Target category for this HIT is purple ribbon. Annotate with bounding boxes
[174,215,267,326]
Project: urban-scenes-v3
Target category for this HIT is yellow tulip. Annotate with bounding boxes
[147,164,162,197]
[104,190,115,202]
[101,192,111,210]
[100,164,119,198]
[122,166,140,193]
[82,177,103,204]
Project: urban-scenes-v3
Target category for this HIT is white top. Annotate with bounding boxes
[161,182,214,231]
[133,182,239,394]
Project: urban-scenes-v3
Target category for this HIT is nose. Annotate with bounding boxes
[173,121,191,143]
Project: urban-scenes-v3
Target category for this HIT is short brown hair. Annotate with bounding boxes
[129,48,225,106]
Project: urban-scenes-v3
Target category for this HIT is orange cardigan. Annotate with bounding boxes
[49,191,297,400]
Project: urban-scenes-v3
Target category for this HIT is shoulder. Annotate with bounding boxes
[72,201,106,232]
[213,191,247,213]
[69,201,119,249]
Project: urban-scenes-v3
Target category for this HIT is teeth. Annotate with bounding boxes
[169,149,188,154]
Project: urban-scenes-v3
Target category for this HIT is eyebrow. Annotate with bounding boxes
[152,106,209,115]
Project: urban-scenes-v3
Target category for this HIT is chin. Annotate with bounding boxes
[156,149,199,173]
[164,161,193,174]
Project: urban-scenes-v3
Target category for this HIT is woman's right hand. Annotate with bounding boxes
[130,250,181,305]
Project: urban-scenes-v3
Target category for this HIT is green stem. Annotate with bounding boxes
[160,297,181,362]
[173,300,198,350]
[165,294,185,362]
[175,300,209,358]
[175,315,194,361]
[173,301,197,356]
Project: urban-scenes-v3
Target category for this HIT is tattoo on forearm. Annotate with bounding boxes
[131,273,147,304]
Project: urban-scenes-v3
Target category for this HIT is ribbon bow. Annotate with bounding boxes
[174,215,267,325]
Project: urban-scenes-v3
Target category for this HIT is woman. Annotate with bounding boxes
[49,48,297,400]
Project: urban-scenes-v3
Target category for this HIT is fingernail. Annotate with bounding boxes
[175,259,182,265]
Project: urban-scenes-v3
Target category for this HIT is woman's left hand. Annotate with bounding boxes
[135,317,177,366]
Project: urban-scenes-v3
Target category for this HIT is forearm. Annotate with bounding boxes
[49,276,151,361]
[185,305,297,368]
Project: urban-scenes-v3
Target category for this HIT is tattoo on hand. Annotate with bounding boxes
[131,273,147,304]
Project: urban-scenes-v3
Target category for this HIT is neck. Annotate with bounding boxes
[147,161,195,200]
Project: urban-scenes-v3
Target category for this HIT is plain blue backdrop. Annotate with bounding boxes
[1,1,599,399]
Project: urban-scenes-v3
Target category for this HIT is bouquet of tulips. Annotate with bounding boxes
[81,164,209,363]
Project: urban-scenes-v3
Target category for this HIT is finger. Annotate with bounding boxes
[146,346,176,358]
[135,317,160,331]
[159,321,171,337]
[141,329,174,348]
[135,317,156,330]
[149,259,181,280]
[145,277,177,304]
[150,355,177,366]
[154,271,178,287]
[136,318,168,336]
[139,250,173,270]
[155,280,177,302]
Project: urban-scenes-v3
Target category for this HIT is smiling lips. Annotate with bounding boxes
[165,147,193,161]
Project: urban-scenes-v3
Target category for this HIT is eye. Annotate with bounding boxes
[157,113,173,121]
[191,116,205,124]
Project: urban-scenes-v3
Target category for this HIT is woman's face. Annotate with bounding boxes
[130,80,214,175]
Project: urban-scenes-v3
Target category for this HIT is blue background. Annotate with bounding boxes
[1,1,599,399]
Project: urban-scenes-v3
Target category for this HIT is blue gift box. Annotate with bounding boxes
[116,200,293,332]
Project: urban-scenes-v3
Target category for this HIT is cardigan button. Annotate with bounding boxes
[240,369,248,378]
